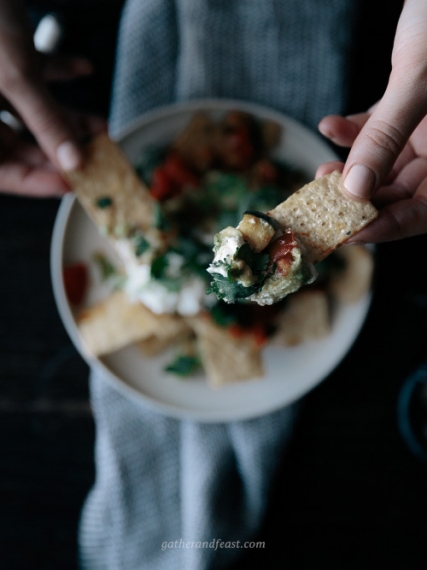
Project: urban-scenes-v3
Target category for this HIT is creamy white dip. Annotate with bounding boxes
[123,253,207,316]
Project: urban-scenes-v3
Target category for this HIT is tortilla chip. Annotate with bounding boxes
[270,171,378,264]
[138,322,193,356]
[172,112,218,171]
[189,315,264,387]
[328,245,374,303]
[273,289,330,346]
[77,290,187,356]
[62,134,167,264]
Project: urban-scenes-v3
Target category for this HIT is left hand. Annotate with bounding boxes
[317,0,427,244]
[317,108,427,244]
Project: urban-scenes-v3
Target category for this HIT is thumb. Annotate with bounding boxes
[342,80,427,201]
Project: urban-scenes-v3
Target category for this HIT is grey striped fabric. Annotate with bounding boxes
[79,1,359,569]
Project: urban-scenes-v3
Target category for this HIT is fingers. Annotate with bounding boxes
[1,70,83,171]
[347,174,427,244]
[315,160,344,179]
[0,159,69,197]
[0,119,68,196]
[22,85,82,170]
[340,1,427,201]
[318,115,363,147]
[372,156,427,206]
[347,194,427,244]
[42,54,93,82]
[64,110,107,139]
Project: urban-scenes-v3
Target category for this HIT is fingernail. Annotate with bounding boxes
[57,141,81,171]
[343,164,375,199]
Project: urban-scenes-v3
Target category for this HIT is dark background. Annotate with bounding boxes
[1,1,427,569]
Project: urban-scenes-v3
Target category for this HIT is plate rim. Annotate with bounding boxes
[51,97,372,422]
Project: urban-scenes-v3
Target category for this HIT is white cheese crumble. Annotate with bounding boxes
[207,227,244,278]
[123,256,207,316]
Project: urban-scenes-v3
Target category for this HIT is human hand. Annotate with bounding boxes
[0,2,106,197]
[317,0,427,244]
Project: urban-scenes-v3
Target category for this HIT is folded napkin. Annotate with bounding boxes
[79,1,356,568]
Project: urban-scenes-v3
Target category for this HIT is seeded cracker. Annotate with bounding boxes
[269,171,378,264]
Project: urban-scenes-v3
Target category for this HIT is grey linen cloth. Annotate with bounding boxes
[79,1,358,569]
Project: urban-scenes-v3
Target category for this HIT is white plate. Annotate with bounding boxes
[51,99,372,423]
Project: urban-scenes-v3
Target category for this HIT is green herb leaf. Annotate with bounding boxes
[96,196,113,209]
[135,146,166,185]
[153,202,171,231]
[93,252,116,280]
[207,273,258,302]
[210,303,237,327]
[150,255,169,279]
[165,355,200,377]
[236,243,269,274]
[173,237,214,280]
[134,235,150,257]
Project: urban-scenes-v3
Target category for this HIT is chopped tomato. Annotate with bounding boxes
[253,159,278,184]
[63,262,88,306]
[228,322,267,347]
[251,323,268,347]
[149,166,178,201]
[228,324,246,339]
[269,230,298,275]
[149,153,199,201]
[222,126,256,170]
[164,152,200,188]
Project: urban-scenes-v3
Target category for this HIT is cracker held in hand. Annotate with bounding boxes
[63,134,166,264]
[269,170,378,264]
[207,170,378,305]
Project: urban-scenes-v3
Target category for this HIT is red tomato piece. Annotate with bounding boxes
[253,159,278,184]
[228,324,246,339]
[63,262,88,306]
[223,126,256,170]
[251,324,268,347]
[149,166,178,201]
[228,322,267,347]
[164,152,200,188]
[269,230,298,276]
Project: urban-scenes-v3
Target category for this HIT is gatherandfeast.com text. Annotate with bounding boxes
[161,539,265,551]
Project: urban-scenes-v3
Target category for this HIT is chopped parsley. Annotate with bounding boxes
[165,355,201,377]
[135,146,166,185]
[96,196,113,209]
[207,273,258,303]
[236,243,270,274]
[173,236,213,280]
[210,303,238,327]
[134,235,150,257]
[150,254,181,292]
[93,251,116,280]
[150,255,169,279]
[153,202,171,231]
[207,240,273,303]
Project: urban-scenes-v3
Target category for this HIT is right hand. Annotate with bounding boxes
[0,2,106,197]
